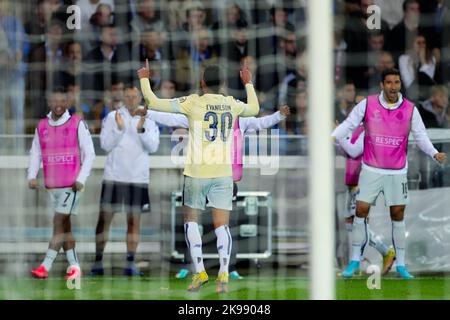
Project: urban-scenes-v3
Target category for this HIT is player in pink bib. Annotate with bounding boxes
[333,69,447,279]
[337,124,395,275]
[27,87,95,280]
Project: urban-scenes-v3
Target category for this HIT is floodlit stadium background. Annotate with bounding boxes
[1,0,450,299]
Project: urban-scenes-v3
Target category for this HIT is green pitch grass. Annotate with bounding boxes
[0,275,449,300]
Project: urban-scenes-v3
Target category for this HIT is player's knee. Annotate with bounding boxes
[127,219,140,231]
[355,202,370,218]
[390,211,404,221]
[53,213,68,227]
[355,208,369,218]
[390,206,405,221]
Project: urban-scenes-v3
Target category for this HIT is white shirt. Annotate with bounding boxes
[398,54,436,88]
[332,91,439,174]
[101,106,160,184]
[147,110,286,135]
[27,111,96,186]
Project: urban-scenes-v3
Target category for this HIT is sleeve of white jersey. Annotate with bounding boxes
[100,111,125,153]
[27,129,42,181]
[332,99,366,140]
[410,107,439,159]
[139,119,160,154]
[338,131,364,159]
[76,121,96,186]
[241,111,284,133]
[147,110,189,129]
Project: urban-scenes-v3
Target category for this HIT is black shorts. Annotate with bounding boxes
[100,181,150,214]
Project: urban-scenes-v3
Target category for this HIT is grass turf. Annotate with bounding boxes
[0,276,449,300]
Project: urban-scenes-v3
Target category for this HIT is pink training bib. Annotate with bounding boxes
[37,115,81,188]
[345,125,364,186]
[231,118,243,182]
[363,95,414,170]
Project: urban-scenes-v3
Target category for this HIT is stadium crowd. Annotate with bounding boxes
[0,0,450,138]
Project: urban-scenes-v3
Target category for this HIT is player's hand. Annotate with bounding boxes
[137,116,145,131]
[334,120,340,129]
[240,61,252,85]
[137,59,151,79]
[279,105,290,117]
[28,179,38,189]
[419,47,427,64]
[72,181,84,192]
[115,111,124,131]
[434,152,447,164]
[133,106,148,117]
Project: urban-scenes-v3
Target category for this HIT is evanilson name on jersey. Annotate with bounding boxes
[206,104,232,111]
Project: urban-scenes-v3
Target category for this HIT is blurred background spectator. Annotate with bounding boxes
[0,1,29,141]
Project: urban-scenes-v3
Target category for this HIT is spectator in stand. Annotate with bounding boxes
[343,0,389,91]
[386,0,424,65]
[257,5,295,58]
[54,41,84,89]
[24,0,52,51]
[212,2,248,52]
[91,76,125,133]
[280,90,308,155]
[76,0,115,27]
[334,28,347,85]
[85,3,114,53]
[166,0,215,31]
[225,20,253,98]
[416,84,449,188]
[278,51,307,107]
[367,51,396,93]
[138,28,170,89]
[334,80,357,123]
[154,79,182,134]
[290,89,308,135]
[173,2,207,50]
[67,82,91,119]
[27,19,65,119]
[235,54,273,111]
[84,24,131,107]
[174,27,218,93]
[0,1,29,140]
[418,85,449,128]
[399,34,438,101]
[130,0,163,46]
[419,0,450,51]
[374,0,406,29]
[256,5,295,94]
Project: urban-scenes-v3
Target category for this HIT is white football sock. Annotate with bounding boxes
[368,227,390,256]
[351,216,367,262]
[41,249,58,271]
[184,222,205,273]
[345,221,353,261]
[215,225,232,275]
[65,249,79,267]
[392,220,406,266]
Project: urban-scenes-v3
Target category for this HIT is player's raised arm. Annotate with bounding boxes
[241,105,289,132]
[239,64,260,117]
[146,109,189,129]
[138,59,180,113]
[331,99,366,141]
